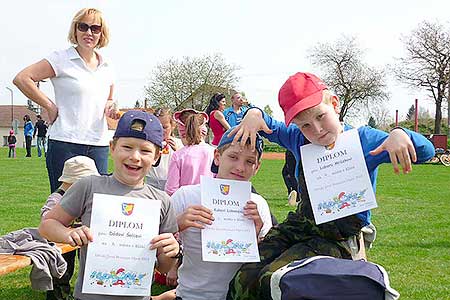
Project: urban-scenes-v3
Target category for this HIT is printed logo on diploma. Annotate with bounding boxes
[220,184,230,195]
[300,129,377,224]
[82,194,161,296]
[121,203,135,216]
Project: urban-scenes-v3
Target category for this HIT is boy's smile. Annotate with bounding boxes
[110,137,159,187]
[292,98,343,146]
[215,144,260,181]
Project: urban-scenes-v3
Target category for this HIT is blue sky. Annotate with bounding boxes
[1,0,449,122]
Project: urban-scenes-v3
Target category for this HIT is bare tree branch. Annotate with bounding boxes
[394,21,450,133]
[308,35,389,122]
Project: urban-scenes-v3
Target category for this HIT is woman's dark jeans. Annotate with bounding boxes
[46,139,109,193]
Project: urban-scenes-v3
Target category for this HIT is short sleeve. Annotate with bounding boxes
[171,186,189,216]
[157,191,178,234]
[59,176,92,218]
[44,50,63,77]
[165,152,181,196]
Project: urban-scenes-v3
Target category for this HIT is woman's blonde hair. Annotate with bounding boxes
[67,8,110,49]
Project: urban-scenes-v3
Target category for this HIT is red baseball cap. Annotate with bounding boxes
[278,72,328,125]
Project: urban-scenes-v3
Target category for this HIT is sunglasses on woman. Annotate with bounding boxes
[77,22,102,34]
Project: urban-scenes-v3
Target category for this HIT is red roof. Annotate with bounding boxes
[0,105,50,128]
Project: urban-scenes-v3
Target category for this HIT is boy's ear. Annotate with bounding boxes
[109,140,115,152]
[331,96,340,114]
[213,148,221,169]
[252,160,262,176]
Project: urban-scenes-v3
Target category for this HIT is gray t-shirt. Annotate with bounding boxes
[60,175,178,300]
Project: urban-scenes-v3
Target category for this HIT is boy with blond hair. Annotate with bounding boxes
[226,72,435,299]
[39,110,180,300]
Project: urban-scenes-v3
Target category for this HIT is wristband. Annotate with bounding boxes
[173,243,183,259]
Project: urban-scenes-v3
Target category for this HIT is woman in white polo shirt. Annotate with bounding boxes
[13,8,119,193]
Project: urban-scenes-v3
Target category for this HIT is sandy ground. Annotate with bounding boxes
[262,152,284,160]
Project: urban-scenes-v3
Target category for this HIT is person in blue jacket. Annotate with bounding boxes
[223,92,250,126]
[23,114,34,157]
[226,72,435,300]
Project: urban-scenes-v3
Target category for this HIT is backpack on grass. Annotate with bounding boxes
[271,256,400,300]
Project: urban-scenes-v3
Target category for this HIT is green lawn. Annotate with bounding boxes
[0,147,449,299]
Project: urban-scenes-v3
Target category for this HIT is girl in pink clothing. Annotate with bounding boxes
[165,109,215,196]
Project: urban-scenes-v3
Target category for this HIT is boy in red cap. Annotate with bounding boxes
[226,72,435,300]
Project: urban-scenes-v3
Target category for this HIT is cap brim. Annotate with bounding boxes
[284,90,324,125]
[173,109,209,124]
[57,175,75,184]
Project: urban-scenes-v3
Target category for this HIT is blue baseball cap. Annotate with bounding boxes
[211,126,264,173]
[113,110,163,148]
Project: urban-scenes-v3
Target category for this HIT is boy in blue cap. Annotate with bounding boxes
[39,110,180,300]
[171,127,273,300]
[226,72,435,299]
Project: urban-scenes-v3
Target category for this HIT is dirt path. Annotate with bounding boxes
[262,152,284,160]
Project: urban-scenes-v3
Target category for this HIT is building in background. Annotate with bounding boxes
[0,105,49,148]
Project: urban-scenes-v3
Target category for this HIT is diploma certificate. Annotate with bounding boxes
[300,129,377,224]
[82,193,161,296]
[200,176,260,263]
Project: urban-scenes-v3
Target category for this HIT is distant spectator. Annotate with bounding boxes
[282,150,300,206]
[223,92,250,126]
[34,114,48,157]
[205,93,230,146]
[23,114,34,157]
[7,130,17,158]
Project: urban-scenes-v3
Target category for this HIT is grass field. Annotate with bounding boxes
[0,147,449,299]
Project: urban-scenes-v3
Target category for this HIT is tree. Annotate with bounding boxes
[368,116,377,128]
[395,21,450,134]
[134,100,142,108]
[308,36,389,122]
[263,105,273,117]
[144,54,239,111]
[418,107,432,120]
[406,104,415,121]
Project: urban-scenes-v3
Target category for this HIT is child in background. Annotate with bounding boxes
[41,156,99,218]
[41,156,99,300]
[164,109,215,196]
[172,127,273,300]
[39,110,180,300]
[146,108,183,190]
[8,130,16,158]
[226,72,435,299]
